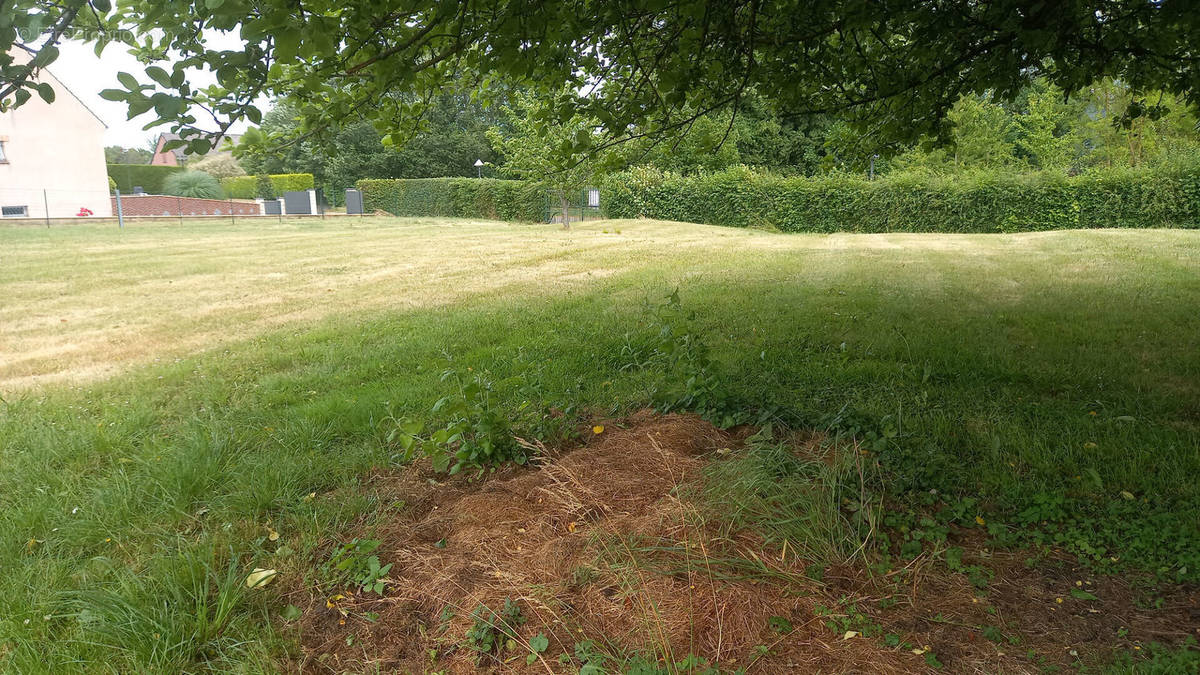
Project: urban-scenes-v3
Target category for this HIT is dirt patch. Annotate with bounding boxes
[291,413,1198,673]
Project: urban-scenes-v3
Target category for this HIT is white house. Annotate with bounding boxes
[0,53,113,219]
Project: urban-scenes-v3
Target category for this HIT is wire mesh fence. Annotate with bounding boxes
[0,186,347,226]
[544,187,603,225]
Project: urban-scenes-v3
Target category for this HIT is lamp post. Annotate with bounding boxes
[474,159,484,178]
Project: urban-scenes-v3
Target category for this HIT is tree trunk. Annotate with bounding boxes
[559,192,570,230]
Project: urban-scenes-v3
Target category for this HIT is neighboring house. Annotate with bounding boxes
[149,132,242,166]
[0,52,113,218]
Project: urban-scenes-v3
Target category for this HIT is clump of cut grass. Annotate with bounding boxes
[698,428,880,567]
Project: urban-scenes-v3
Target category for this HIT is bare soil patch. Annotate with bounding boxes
[291,413,1198,673]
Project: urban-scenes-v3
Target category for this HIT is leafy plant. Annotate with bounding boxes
[634,289,752,427]
[324,538,392,595]
[463,599,525,664]
[526,633,549,665]
[387,367,526,475]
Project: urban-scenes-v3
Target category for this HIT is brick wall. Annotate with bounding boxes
[111,194,261,217]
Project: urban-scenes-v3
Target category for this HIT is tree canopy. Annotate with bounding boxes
[7,1,1195,158]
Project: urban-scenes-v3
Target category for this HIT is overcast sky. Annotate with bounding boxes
[50,35,256,149]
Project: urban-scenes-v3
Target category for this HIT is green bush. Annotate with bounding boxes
[163,171,224,199]
[219,174,315,199]
[253,174,275,200]
[357,178,544,222]
[602,163,1200,232]
[106,164,184,195]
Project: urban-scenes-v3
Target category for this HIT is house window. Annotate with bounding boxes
[2,205,29,218]
[0,140,7,163]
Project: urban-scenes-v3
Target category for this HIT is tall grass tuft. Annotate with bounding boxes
[699,430,880,566]
[64,542,268,673]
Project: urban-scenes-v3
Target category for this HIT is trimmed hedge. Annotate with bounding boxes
[220,173,315,199]
[602,163,1200,232]
[357,178,544,222]
[106,164,184,195]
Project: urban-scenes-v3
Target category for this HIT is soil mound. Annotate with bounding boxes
[295,412,1199,674]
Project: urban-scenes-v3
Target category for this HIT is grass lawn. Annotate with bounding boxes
[0,218,1197,672]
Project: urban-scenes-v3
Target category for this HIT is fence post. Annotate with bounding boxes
[229,198,235,225]
[178,197,183,226]
[114,189,125,229]
[42,189,49,228]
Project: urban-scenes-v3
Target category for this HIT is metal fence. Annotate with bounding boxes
[545,187,602,224]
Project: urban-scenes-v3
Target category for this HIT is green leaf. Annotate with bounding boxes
[116,71,139,91]
[768,615,794,634]
[151,93,182,118]
[1069,588,1099,601]
[35,82,54,103]
[32,45,58,68]
[281,604,302,621]
[145,66,172,88]
[98,88,126,102]
[529,633,549,653]
[275,28,300,61]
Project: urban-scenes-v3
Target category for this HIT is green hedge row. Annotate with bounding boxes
[106,164,183,195]
[601,163,1200,232]
[357,178,544,222]
[220,174,315,199]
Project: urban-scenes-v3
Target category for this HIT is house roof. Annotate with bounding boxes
[155,132,243,161]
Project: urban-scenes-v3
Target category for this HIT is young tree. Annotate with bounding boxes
[486,95,603,230]
[947,95,1016,169]
[253,173,275,200]
[1016,80,1079,171]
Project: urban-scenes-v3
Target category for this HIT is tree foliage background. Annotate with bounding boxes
[5,0,1196,161]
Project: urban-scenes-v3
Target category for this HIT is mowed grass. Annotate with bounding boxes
[0,218,1198,672]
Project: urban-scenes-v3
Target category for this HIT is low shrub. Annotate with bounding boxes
[602,162,1200,232]
[356,178,544,221]
[163,171,224,199]
[220,173,315,199]
[107,164,184,195]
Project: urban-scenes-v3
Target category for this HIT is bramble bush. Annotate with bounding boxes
[601,162,1200,232]
[357,177,544,221]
